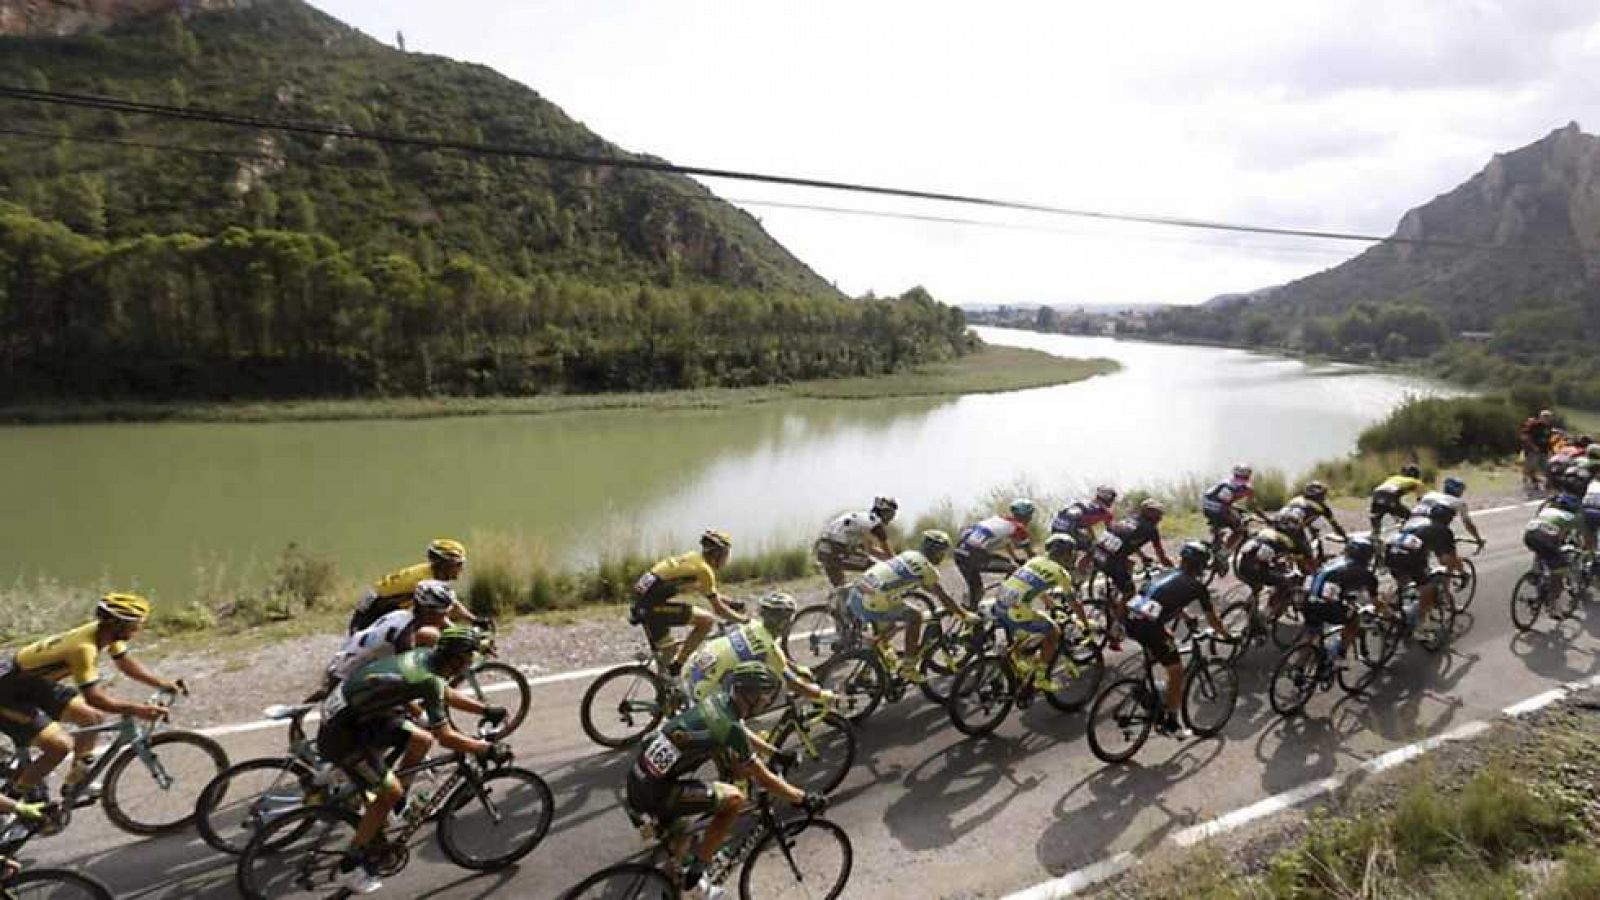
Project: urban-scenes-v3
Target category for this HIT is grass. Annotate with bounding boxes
[0,346,1118,426]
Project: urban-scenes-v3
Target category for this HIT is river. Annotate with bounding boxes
[0,328,1454,599]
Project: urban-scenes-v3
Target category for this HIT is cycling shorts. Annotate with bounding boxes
[1302,601,1350,631]
[1583,507,1600,533]
[1236,554,1292,590]
[630,599,697,649]
[0,672,77,748]
[1202,503,1242,531]
[846,588,918,627]
[1369,492,1409,520]
[1523,530,1569,571]
[1125,616,1179,667]
[625,770,729,826]
[1097,556,1135,594]
[996,602,1053,636]
[316,712,419,791]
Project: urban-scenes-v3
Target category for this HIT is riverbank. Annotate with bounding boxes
[0,345,1118,425]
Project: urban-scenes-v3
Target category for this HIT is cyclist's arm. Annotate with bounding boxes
[740,723,780,757]
[869,527,894,560]
[443,686,492,713]
[431,721,493,756]
[112,653,181,694]
[732,754,805,806]
[78,682,163,720]
[929,583,970,618]
[1196,596,1228,638]
[1150,536,1173,568]
[705,591,748,624]
[446,597,477,625]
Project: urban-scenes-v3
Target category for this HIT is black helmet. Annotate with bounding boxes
[1442,476,1466,497]
[1426,502,1455,524]
[1178,541,1212,572]
[726,661,782,712]
[1344,537,1375,565]
[1094,485,1118,505]
[1401,463,1422,479]
[1303,481,1328,501]
[871,496,899,519]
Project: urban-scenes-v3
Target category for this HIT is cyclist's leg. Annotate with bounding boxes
[815,541,848,589]
[899,603,924,663]
[1129,618,1182,723]
[14,681,93,792]
[954,549,986,609]
[317,716,406,851]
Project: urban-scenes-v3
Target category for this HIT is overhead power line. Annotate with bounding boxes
[0,84,1577,257]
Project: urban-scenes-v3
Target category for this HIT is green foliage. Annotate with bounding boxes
[1542,845,1600,900]
[1356,395,1521,463]
[1307,449,1439,496]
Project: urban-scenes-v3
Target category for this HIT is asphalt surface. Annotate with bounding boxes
[29,500,1600,900]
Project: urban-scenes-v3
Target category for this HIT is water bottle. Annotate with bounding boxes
[1403,598,1418,627]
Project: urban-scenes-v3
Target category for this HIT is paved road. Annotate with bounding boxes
[28,500,1600,899]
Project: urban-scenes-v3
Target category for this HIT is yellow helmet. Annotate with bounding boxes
[97,592,151,623]
[427,539,467,566]
[699,529,733,553]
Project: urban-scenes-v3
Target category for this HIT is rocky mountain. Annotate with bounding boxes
[0,0,237,37]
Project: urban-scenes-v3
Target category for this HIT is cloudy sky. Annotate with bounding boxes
[316,0,1600,306]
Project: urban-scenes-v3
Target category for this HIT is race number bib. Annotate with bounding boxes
[320,689,348,721]
[1394,533,1423,552]
[633,572,659,596]
[1316,581,1341,604]
[640,733,682,778]
[1096,532,1124,553]
[1128,595,1163,620]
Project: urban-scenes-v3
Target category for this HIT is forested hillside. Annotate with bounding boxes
[0,0,973,400]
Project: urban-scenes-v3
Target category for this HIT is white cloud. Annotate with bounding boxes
[313,0,1600,305]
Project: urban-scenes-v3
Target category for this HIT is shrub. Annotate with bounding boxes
[1542,845,1600,900]
[1356,395,1521,463]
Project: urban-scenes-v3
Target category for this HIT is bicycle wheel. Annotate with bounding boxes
[581,665,671,749]
[1086,678,1154,764]
[1451,558,1478,612]
[915,606,973,705]
[947,656,1015,738]
[816,650,886,723]
[196,755,318,855]
[1217,599,1257,663]
[450,660,531,738]
[560,863,680,899]
[1269,597,1305,649]
[236,805,361,900]
[1269,645,1321,716]
[1046,642,1105,713]
[739,817,853,900]
[437,766,555,870]
[2,868,115,899]
[769,711,855,796]
[787,604,848,670]
[102,730,228,835]
[1416,596,1457,652]
[1183,659,1239,737]
[1510,572,1543,632]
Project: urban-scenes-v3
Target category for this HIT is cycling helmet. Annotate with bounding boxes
[427,538,467,566]
[1094,485,1118,506]
[1580,435,1595,449]
[700,529,733,554]
[726,661,782,711]
[1442,476,1466,497]
[97,592,151,623]
[1426,502,1456,524]
[1588,444,1600,460]
[1554,493,1582,513]
[413,579,457,613]
[433,625,481,660]
[1400,464,1422,479]
[1178,541,1212,572]
[1232,464,1253,480]
[1044,533,1079,557]
[1343,536,1376,565]
[1275,506,1306,529]
[1139,498,1165,521]
[871,496,899,520]
[757,591,797,632]
[920,529,953,561]
[1009,498,1036,521]
[1303,481,1328,501]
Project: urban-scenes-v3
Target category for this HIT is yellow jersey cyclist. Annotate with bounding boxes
[1368,465,1426,537]
[1285,481,1349,546]
[683,593,834,707]
[954,499,1037,608]
[348,539,475,634]
[0,594,181,806]
[626,663,825,900]
[317,626,511,894]
[844,530,973,682]
[632,530,749,677]
[992,534,1093,693]
[814,497,899,589]
[312,580,459,701]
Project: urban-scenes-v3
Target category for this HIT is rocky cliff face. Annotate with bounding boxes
[0,0,236,37]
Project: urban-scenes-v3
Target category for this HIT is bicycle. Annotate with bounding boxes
[1510,545,1590,632]
[1268,601,1401,716]
[447,619,531,739]
[1213,575,1308,662]
[0,687,227,837]
[196,702,327,854]
[578,636,697,749]
[946,603,1106,737]
[808,594,978,723]
[1392,567,1459,652]
[1201,511,1264,585]
[1449,537,1484,613]
[560,788,852,900]
[0,827,115,899]
[1085,619,1239,764]
[235,742,554,899]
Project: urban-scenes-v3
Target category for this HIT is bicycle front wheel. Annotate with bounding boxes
[1183,659,1239,737]
[787,604,849,670]
[1510,572,1543,632]
[103,730,229,835]
[1452,558,1478,612]
[236,805,361,900]
[437,767,556,870]
[770,711,856,796]
[1046,643,1105,713]
[450,660,531,738]
[947,656,1015,738]
[2,868,115,899]
[1268,645,1320,717]
[1417,596,1457,652]
[196,755,318,855]
[739,817,853,900]
[816,650,886,723]
[580,664,671,749]
[560,863,679,899]
[1086,678,1153,764]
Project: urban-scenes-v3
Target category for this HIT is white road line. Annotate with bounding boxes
[1002,669,1598,899]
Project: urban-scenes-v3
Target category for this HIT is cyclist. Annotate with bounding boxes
[1092,499,1176,649]
[814,497,899,588]
[626,663,825,900]
[683,592,833,705]
[1201,464,1258,566]
[993,534,1092,693]
[1581,452,1600,551]
[1285,481,1349,548]
[349,539,474,634]
[1050,487,1118,568]
[1523,494,1586,605]
[1368,464,1426,537]
[954,499,1037,608]
[1382,503,1462,639]
[632,530,748,677]
[0,594,180,806]
[317,626,510,894]
[1123,542,1231,740]
[1520,410,1555,494]
[1299,537,1380,669]
[1235,507,1316,618]
[844,531,971,683]
[313,580,459,701]
[1411,476,1485,546]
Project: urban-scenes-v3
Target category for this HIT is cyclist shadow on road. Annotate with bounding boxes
[1344,646,1476,745]
[1509,616,1600,684]
[1033,738,1225,876]
[1251,706,1364,796]
[47,831,238,898]
[536,747,636,834]
[883,735,1046,852]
